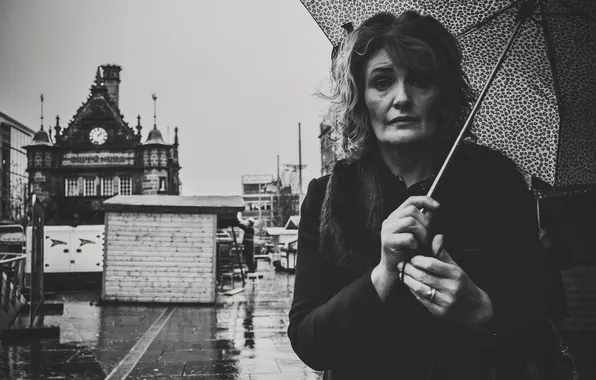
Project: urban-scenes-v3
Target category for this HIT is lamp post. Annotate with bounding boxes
[258,183,262,222]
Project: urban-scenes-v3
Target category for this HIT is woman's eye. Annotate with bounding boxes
[410,75,431,88]
[374,79,393,90]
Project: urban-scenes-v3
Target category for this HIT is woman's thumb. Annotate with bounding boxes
[432,234,456,264]
[432,234,444,256]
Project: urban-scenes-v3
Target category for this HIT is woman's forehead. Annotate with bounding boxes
[366,49,401,74]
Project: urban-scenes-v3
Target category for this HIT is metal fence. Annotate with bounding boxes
[0,223,26,331]
[0,253,26,315]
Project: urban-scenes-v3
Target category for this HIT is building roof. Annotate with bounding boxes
[265,227,298,236]
[104,195,245,214]
[285,215,300,230]
[60,65,138,147]
[0,111,35,135]
[28,128,54,147]
[144,126,168,145]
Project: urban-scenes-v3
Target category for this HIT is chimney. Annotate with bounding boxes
[101,64,122,108]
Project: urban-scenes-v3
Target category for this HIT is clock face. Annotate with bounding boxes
[89,127,108,145]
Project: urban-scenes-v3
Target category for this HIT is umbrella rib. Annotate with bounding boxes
[537,2,566,186]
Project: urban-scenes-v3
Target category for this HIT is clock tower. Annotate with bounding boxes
[25,64,181,225]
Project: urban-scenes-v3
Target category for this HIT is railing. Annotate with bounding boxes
[0,253,26,331]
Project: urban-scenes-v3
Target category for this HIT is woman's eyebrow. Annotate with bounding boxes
[368,66,394,75]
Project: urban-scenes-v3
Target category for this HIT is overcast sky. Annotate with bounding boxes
[0,0,333,195]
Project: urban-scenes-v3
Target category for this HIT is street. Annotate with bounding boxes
[0,261,322,380]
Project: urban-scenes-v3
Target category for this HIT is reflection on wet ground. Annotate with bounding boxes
[3,261,596,379]
[0,261,323,379]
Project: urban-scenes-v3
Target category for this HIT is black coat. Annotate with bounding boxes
[288,142,546,380]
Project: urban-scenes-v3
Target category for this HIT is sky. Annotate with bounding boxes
[0,0,333,196]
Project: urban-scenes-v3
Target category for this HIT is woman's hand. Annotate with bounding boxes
[379,196,440,272]
[397,234,494,330]
[372,196,440,301]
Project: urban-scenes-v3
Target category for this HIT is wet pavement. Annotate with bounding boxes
[2,261,596,379]
[0,261,323,379]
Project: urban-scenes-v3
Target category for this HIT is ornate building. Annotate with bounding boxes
[25,64,181,225]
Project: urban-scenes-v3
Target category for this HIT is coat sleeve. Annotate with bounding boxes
[287,178,389,371]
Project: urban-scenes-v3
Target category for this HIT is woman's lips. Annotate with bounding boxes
[388,116,418,124]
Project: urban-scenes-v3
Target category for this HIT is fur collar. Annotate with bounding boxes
[320,153,384,277]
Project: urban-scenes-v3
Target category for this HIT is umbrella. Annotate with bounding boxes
[300,0,596,195]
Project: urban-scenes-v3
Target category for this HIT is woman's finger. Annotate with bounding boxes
[384,205,431,231]
[408,255,454,278]
[383,232,419,252]
[397,196,440,213]
[386,197,438,226]
[382,216,430,246]
[400,265,445,306]
[397,260,440,288]
[409,289,443,316]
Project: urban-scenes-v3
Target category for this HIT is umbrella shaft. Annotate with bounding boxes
[426,13,527,200]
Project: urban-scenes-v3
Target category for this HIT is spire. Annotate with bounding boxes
[91,66,107,94]
[29,94,53,146]
[40,93,44,131]
[174,126,179,147]
[54,115,61,142]
[152,93,157,129]
[95,67,102,86]
[136,114,142,135]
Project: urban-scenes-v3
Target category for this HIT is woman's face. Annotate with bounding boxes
[363,48,442,146]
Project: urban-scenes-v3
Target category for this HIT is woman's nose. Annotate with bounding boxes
[392,81,412,110]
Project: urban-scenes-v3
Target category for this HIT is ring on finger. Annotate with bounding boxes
[426,287,436,302]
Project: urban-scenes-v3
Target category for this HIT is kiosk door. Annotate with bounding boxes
[41,226,72,272]
[70,225,104,273]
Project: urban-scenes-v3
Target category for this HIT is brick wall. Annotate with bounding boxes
[103,211,216,303]
[142,168,168,194]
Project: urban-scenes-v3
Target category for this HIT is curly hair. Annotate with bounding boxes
[321,11,476,162]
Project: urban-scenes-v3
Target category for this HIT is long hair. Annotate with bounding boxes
[321,11,476,162]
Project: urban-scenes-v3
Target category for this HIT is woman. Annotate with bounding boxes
[288,11,545,380]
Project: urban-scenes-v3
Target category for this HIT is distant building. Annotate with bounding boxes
[241,174,300,228]
[319,122,344,176]
[241,174,276,227]
[25,64,182,225]
[0,112,34,222]
[272,186,300,228]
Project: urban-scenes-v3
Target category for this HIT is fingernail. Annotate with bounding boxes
[397,263,403,271]
[433,200,440,207]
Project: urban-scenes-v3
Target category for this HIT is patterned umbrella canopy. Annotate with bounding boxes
[300,0,596,191]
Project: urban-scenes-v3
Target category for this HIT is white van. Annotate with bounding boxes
[25,225,105,274]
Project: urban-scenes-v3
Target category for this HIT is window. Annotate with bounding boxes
[65,177,79,197]
[83,177,96,196]
[101,177,114,196]
[119,176,132,195]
